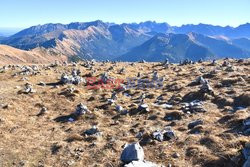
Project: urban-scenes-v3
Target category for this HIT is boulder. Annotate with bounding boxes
[120,143,144,164]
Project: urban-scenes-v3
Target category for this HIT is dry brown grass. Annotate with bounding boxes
[0,59,249,167]
[0,45,67,65]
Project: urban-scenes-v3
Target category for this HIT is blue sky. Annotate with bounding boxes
[0,0,249,28]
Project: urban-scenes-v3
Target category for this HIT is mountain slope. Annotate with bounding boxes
[232,38,250,51]
[189,33,250,59]
[0,45,66,65]
[124,21,173,34]
[117,33,215,62]
[1,21,151,60]
[174,23,250,38]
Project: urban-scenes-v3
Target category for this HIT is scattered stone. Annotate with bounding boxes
[225,66,235,72]
[188,119,203,129]
[139,60,146,63]
[152,71,159,81]
[37,107,48,116]
[23,83,36,93]
[152,126,176,142]
[38,81,46,86]
[60,71,84,85]
[60,73,70,84]
[180,59,193,65]
[163,104,173,109]
[119,67,125,74]
[222,60,230,67]
[137,72,141,78]
[182,100,206,113]
[74,103,89,116]
[152,130,164,142]
[211,59,217,66]
[135,132,143,139]
[172,152,180,158]
[107,99,115,105]
[120,143,144,164]
[191,76,206,85]
[71,69,81,77]
[162,59,169,68]
[164,111,182,121]
[116,105,123,112]
[84,126,101,137]
[199,80,214,95]
[137,104,149,113]
[100,72,110,84]
[111,92,117,100]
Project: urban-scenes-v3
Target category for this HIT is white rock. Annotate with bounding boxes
[124,160,161,167]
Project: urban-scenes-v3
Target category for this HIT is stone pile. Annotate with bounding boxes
[199,80,214,95]
[182,100,206,114]
[152,71,159,81]
[83,126,101,137]
[23,83,36,94]
[60,69,84,85]
[152,126,176,142]
[180,59,193,65]
[161,59,169,68]
[100,72,110,84]
[74,103,89,116]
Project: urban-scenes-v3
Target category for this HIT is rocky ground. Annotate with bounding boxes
[0,59,249,167]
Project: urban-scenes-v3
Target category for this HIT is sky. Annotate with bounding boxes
[0,0,250,28]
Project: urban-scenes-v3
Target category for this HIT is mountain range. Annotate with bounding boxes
[0,20,250,63]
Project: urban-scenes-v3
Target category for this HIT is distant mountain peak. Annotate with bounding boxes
[1,20,250,62]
